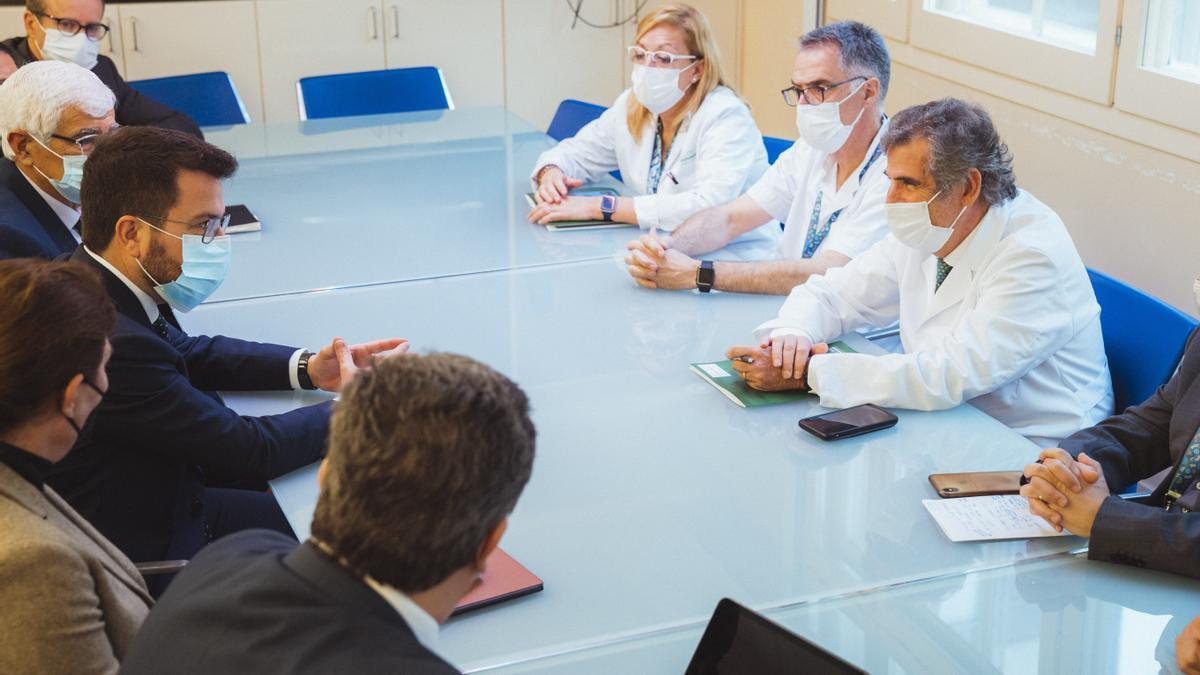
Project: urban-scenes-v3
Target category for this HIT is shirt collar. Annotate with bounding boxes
[362,575,442,655]
[943,198,1005,270]
[84,246,162,324]
[18,164,81,242]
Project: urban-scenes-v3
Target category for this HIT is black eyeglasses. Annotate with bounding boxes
[781,76,867,106]
[49,132,105,155]
[35,12,110,41]
[140,213,231,245]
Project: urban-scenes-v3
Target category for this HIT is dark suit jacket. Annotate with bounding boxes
[122,530,459,674]
[1060,326,1200,579]
[48,249,331,563]
[0,37,202,138]
[0,158,77,259]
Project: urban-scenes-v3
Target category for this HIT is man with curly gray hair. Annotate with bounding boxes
[730,98,1112,447]
[0,59,114,259]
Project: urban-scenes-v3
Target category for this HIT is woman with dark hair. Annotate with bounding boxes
[0,258,152,674]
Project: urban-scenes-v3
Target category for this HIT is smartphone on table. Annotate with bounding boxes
[927,471,1023,498]
[798,403,898,441]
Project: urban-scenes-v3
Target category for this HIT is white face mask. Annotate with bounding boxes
[884,189,968,255]
[794,79,866,154]
[631,62,697,115]
[35,20,100,69]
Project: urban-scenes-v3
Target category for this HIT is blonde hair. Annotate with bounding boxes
[626,4,730,137]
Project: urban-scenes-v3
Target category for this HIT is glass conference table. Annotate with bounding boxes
[185,108,1199,673]
[202,107,766,304]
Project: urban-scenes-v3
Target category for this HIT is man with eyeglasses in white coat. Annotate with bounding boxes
[625,20,893,295]
[728,98,1113,448]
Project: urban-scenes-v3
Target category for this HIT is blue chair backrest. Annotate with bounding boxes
[763,135,793,165]
[128,72,249,127]
[297,67,452,121]
[547,99,606,142]
[1088,268,1197,412]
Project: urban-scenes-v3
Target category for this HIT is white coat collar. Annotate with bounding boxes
[921,197,1010,324]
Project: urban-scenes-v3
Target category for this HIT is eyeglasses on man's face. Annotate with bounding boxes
[780,76,867,106]
[35,12,110,41]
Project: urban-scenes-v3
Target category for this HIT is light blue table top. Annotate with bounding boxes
[184,258,1083,673]
[202,107,765,304]
[482,553,1200,674]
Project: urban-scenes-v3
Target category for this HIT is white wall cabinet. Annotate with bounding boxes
[256,0,387,123]
[384,0,504,110]
[118,2,263,122]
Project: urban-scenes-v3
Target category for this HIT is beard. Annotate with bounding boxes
[142,234,183,287]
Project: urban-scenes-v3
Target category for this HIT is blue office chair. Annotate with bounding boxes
[296,66,453,121]
[547,99,607,142]
[762,135,793,165]
[1089,268,1198,412]
[128,72,250,127]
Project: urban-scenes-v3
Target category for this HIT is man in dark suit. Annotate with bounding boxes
[0,60,115,259]
[1,0,201,138]
[1022,326,1200,579]
[122,353,537,674]
[49,125,408,568]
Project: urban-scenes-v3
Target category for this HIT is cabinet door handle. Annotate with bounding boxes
[368,6,379,40]
[130,17,139,52]
[391,5,399,39]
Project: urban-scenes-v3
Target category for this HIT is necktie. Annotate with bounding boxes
[934,258,953,293]
[71,218,82,239]
[152,304,177,339]
[1165,428,1200,509]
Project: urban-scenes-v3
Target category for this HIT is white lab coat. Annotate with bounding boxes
[755,189,1113,447]
[533,86,779,257]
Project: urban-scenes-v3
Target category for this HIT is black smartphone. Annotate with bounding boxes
[798,403,898,441]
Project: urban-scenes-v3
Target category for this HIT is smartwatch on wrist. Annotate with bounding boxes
[297,350,318,391]
[696,260,715,293]
[599,195,617,222]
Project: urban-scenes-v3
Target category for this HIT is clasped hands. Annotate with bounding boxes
[1019,448,1109,538]
[307,337,410,392]
[726,335,829,392]
[623,231,702,290]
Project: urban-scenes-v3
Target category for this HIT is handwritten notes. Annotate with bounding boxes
[922,495,1070,542]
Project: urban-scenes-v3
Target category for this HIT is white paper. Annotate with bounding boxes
[922,495,1070,542]
[698,363,731,378]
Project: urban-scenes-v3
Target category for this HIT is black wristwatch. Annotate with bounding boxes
[696,260,715,293]
[599,194,616,222]
[296,350,318,390]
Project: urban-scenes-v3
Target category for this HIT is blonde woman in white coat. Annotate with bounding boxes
[529,4,778,258]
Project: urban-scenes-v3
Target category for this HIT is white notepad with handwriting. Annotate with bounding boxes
[922,495,1071,542]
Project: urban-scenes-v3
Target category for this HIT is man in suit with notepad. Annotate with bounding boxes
[121,353,538,674]
[1023,326,1200,580]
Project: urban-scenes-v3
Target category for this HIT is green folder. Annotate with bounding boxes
[524,187,636,230]
[690,341,857,408]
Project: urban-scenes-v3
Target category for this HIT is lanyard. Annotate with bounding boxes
[800,142,884,259]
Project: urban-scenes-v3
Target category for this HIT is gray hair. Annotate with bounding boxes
[800,20,891,101]
[0,61,115,160]
[883,98,1018,206]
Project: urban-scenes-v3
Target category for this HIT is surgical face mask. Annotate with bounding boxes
[30,136,85,204]
[35,20,100,69]
[631,61,697,115]
[135,218,231,312]
[793,79,866,154]
[885,189,968,255]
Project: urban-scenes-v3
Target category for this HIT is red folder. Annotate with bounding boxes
[452,548,543,616]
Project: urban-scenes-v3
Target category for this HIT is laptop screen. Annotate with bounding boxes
[685,599,867,675]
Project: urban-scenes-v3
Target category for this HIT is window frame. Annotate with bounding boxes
[908,0,1122,104]
[826,0,910,42]
[1113,0,1200,134]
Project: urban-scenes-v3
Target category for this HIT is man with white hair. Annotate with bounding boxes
[0,60,115,259]
[0,0,200,137]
